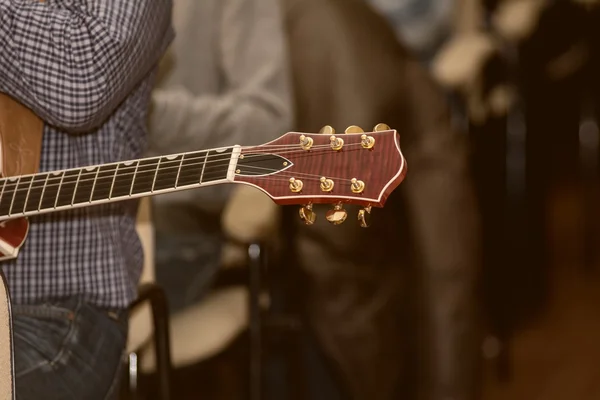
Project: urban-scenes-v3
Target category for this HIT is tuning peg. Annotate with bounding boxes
[326,203,348,225]
[299,204,316,225]
[320,125,335,135]
[373,123,390,132]
[358,206,372,228]
[345,125,364,134]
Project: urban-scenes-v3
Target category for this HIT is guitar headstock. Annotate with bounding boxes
[233,123,407,227]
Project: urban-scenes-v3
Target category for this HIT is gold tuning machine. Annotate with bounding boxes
[345,125,364,134]
[358,206,372,228]
[350,178,365,194]
[330,135,344,151]
[320,125,335,135]
[289,177,303,193]
[320,177,334,192]
[299,203,316,225]
[360,134,375,149]
[326,202,348,225]
[373,123,391,132]
[299,134,313,150]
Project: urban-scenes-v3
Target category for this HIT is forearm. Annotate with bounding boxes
[148,86,291,152]
[0,0,173,132]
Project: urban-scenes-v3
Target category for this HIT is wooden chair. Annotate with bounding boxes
[129,185,279,400]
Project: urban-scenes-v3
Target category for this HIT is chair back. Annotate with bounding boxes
[127,197,157,353]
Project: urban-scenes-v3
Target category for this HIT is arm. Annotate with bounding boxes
[0,0,173,132]
[148,0,293,153]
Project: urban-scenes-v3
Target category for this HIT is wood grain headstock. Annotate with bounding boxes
[234,123,407,227]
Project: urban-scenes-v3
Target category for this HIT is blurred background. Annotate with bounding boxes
[122,0,600,399]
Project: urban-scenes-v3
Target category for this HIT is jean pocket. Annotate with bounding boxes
[12,303,79,377]
[12,302,76,321]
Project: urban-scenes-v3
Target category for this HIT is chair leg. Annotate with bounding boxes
[128,352,139,399]
[130,284,173,400]
[248,242,264,400]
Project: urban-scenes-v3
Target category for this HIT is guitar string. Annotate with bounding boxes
[0,143,368,194]
[0,165,372,216]
[4,161,358,205]
[0,139,364,189]
[0,136,384,197]
[0,158,373,213]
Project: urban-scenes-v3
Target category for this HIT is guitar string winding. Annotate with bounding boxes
[0,142,375,208]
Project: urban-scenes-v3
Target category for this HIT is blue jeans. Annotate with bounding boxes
[155,231,221,314]
[12,296,128,400]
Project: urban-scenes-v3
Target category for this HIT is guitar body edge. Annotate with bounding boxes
[0,218,28,262]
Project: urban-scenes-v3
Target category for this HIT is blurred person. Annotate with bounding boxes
[282,0,481,399]
[0,1,173,399]
[146,0,292,313]
[366,0,456,62]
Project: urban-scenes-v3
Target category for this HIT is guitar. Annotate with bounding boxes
[0,123,407,262]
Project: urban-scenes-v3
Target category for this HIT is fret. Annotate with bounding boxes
[176,151,207,188]
[174,155,184,188]
[53,171,66,208]
[199,151,208,183]
[0,181,6,214]
[92,164,118,202]
[55,170,80,208]
[22,177,35,214]
[8,176,24,216]
[72,167,96,205]
[24,174,48,213]
[0,180,6,204]
[36,174,50,211]
[154,155,180,191]
[108,164,119,199]
[131,158,159,195]
[111,161,137,198]
[0,178,17,216]
[70,169,83,205]
[202,148,233,183]
[129,161,140,196]
[40,172,63,210]
[151,158,161,192]
[89,167,101,202]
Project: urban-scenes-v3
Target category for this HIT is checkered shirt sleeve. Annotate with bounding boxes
[0,0,174,308]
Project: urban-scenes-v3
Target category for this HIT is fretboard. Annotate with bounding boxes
[0,146,237,220]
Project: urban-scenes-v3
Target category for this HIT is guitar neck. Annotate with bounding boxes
[0,145,241,221]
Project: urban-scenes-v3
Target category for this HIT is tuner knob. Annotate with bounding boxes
[345,125,364,134]
[373,123,391,132]
[358,206,372,228]
[350,178,365,194]
[299,134,314,150]
[289,177,303,193]
[320,125,336,135]
[326,203,348,225]
[320,177,335,192]
[299,204,316,225]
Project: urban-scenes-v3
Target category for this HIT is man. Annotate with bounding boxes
[0,1,173,399]
[283,0,481,398]
[147,0,292,314]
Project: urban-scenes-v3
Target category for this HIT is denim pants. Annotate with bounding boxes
[154,231,221,315]
[12,296,128,400]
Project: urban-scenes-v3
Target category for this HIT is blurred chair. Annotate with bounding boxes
[125,197,173,399]
[134,185,280,400]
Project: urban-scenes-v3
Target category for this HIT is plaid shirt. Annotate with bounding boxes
[0,1,173,308]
